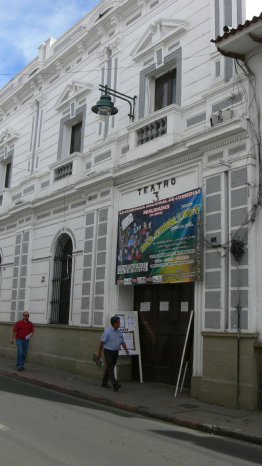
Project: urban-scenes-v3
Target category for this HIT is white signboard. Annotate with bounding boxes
[126,314,136,327]
[115,311,143,383]
[181,301,189,313]
[122,331,135,350]
[140,302,151,312]
[160,301,169,311]
[117,314,125,328]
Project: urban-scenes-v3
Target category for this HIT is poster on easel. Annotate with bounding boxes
[115,311,143,383]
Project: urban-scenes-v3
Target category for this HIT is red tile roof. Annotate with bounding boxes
[211,12,262,44]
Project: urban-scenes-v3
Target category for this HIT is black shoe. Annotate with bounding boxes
[17,367,25,371]
[113,383,122,392]
[101,383,111,388]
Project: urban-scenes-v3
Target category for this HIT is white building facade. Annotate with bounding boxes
[1,0,261,409]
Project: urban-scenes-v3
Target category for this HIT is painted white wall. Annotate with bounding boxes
[0,0,258,358]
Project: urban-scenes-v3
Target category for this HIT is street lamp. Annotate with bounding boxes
[91,84,136,121]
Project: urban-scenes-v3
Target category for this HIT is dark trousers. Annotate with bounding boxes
[102,349,119,386]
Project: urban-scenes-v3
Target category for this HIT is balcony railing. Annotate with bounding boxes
[54,161,73,181]
[136,117,167,145]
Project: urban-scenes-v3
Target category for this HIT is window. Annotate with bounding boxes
[57,105,86,159]
[70,121,82,154]
[0,158,12,190]
[138,49,182,119]
[154,69,176,111]
[5,162,12,188]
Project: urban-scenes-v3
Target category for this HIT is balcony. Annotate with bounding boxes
[49,151,86,188]
[126,104,184,161]
[136,116,167,145]
[0,188,11,212]
[54,161,73,180]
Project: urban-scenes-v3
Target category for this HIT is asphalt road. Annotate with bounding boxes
[0,374,261,466]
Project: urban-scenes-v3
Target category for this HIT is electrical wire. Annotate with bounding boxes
[204,55,262,259]
[2,54,261,262]
[0,52,224,80]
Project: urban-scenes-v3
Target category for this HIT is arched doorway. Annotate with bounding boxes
[50,234,73,324]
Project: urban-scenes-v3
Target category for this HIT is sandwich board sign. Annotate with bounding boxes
[116,311,143,383]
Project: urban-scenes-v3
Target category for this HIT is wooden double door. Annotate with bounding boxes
[134,283,194,385]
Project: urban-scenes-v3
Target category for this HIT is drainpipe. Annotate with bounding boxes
[236,298,241,408]
[230,240,245,408]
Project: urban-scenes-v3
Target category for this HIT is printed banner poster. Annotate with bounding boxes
[116,188,202,285]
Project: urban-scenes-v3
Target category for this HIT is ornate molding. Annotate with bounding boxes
[77,42,84,55]
[99,46,109,64]
[56,61,62,72]
[131,18,188,62]
[109,37,121,55]
[30,95,45,110]
[202,132,247,152]
[114,150,202,186]
[55,81,92,110]
[0,127,19,148]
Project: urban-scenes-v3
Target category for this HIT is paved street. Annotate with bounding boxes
[0,374,262,466]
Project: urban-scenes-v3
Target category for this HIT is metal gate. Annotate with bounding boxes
[50,234,73,324]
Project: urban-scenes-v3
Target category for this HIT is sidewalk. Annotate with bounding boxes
[0,356,262,446]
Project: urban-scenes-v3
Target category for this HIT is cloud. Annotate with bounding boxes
[1,0,260,89]
[0,0,100,87]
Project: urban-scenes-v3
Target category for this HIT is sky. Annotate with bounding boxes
[0,0,101,88]
[0,0,261,89]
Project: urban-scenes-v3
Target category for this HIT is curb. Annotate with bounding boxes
[1,368,262,447]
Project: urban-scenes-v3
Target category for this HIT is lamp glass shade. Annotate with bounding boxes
[98,106,112,116]
[91,93,118,117]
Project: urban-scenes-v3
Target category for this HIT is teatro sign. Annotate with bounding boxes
[138,177,176,198]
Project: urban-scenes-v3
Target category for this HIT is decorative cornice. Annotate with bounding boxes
[0,128,19,147]
[30,94,45,110]
[77,42,84,55]
[131,18,188,62]
[114,150,202,186]
[109,37,121,55]
[201,132,247,152]
[55,81,92,110]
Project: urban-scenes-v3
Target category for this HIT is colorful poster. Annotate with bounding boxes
[116,188,202,285]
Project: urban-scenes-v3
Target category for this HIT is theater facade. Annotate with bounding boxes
[0,0,261,409]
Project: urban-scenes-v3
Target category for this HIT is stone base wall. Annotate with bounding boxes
[192,332,259,410]
[0,322,132,380]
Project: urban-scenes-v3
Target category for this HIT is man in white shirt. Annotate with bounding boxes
[97,316,129,391]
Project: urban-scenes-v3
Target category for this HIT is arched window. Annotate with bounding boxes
[50,234,73,324]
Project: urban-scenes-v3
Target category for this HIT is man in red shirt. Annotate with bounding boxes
[11,312,34,371]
